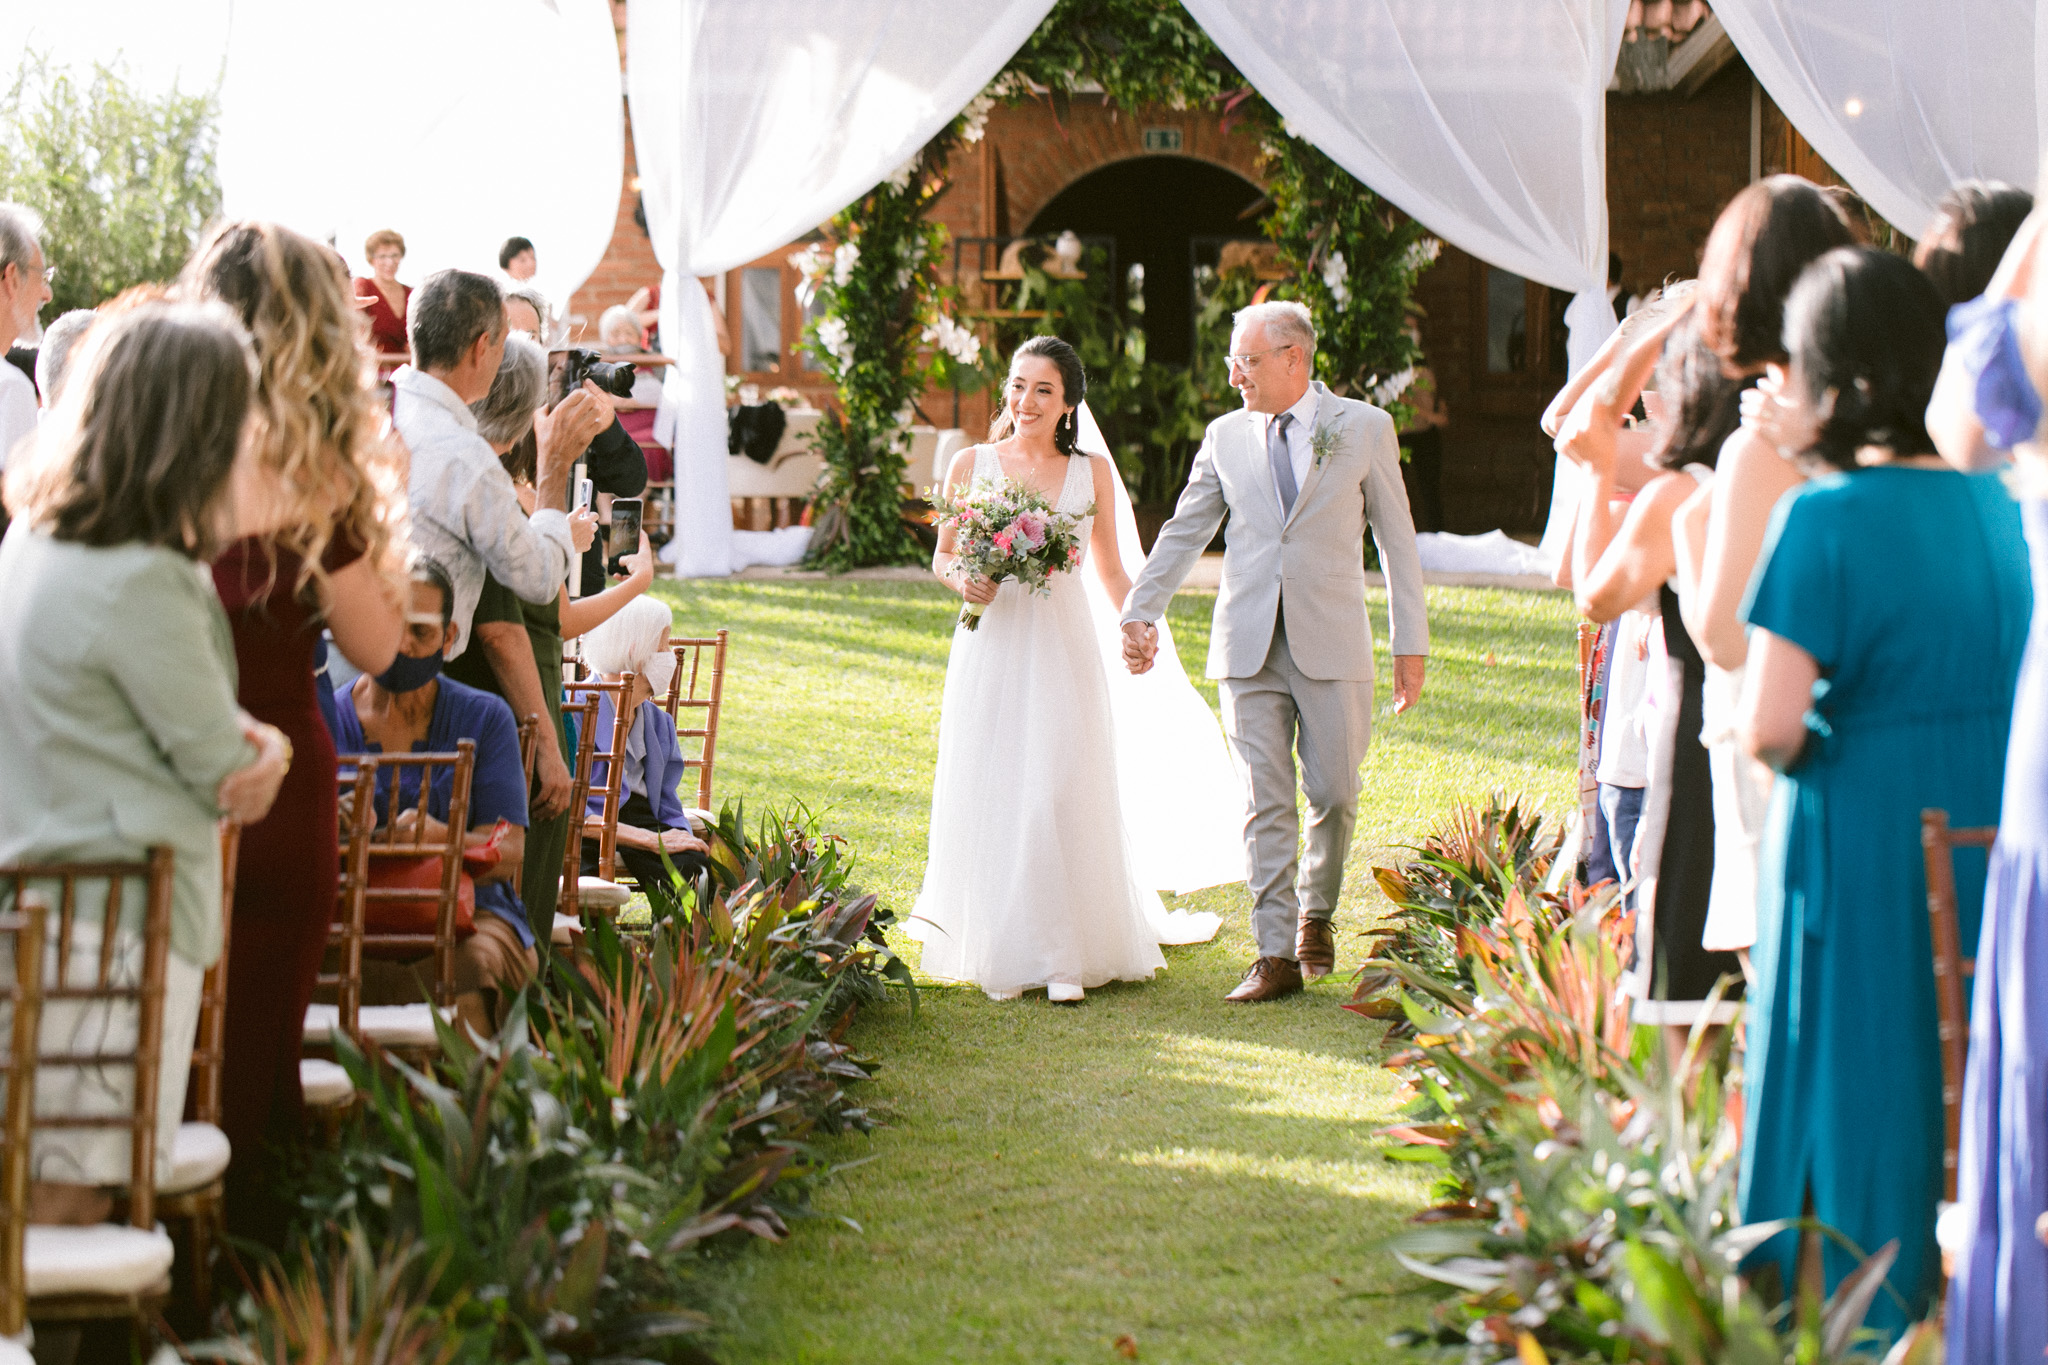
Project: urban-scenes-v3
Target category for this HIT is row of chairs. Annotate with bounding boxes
[307,630,727,1055]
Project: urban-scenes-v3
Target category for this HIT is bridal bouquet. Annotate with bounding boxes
[930,477,1092,630]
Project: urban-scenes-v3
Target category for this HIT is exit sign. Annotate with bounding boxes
[1142,127,1183,152]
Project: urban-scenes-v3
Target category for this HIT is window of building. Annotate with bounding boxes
[741,267,783,373]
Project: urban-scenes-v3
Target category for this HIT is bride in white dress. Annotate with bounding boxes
[909,337,1243,1002]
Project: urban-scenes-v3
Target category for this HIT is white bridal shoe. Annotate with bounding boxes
[1047,982,1085,1004]
[985,987,1023,1002]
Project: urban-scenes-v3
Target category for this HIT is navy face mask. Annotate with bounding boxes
[376,649,445,694]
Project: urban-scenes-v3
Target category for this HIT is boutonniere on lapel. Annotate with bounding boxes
[1309,422,1341,469]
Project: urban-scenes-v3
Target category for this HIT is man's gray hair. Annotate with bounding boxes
[1234,299,1316,355]
[469,332,545,448]
[0,202,41,279]
[408,268,505,372]
[34,308,96,405]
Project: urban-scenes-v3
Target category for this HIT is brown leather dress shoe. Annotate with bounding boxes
[1225,955,1304,1003]
[1297,917,1336,979]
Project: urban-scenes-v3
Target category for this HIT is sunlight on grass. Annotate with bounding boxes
[1146,1033,1391,1120]
[1123,1146,1416,1203]
[650,575,1578,1364]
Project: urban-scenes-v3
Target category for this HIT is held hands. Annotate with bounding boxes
[1121,620,1159,675]
[217,714,291,825]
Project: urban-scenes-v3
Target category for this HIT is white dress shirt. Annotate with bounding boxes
[392,365,573,658]
[0,362,36,471]
[1253,385,1318,517]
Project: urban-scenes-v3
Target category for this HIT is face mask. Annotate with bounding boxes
[642,649,677,697]
[376,649,445,694]
[1947,294,2042,450]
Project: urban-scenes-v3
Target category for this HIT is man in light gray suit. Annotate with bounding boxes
[1122,301,1429,1002]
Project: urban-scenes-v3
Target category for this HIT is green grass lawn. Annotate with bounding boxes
[651,576,1580,1365]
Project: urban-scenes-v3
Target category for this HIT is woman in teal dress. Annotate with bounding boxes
[1735,247,2032,1336]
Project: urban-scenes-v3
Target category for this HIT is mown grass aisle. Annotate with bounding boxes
[651,577,1580,1365]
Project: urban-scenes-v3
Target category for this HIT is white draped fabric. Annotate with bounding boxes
[216,0,623,310]
[625,0,1055,577]
[1713,1,2041,235]
[1177,0,1627,562]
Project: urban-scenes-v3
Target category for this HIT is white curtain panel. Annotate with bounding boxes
[626,0,1055,577]
[217,0,623,310]
[1713,0,2040,235]
[1178,0,1627,561]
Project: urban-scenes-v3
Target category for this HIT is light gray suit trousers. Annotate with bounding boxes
[1123,384,1428,960]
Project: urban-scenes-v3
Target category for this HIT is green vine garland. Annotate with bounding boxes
[799,0,1439,566]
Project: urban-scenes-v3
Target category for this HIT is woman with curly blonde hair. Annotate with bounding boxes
[178,219,408,1244]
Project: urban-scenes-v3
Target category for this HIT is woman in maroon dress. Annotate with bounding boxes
[182,221,406,1243]
[353,227,411,364]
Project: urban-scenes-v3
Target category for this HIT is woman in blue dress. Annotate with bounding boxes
[1736,247,2030,1337]
[1928,202,2048,1365]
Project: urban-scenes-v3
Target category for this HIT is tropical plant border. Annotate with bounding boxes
[798,0,1440,568]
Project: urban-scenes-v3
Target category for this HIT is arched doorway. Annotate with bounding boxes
[1025,156,1264,366]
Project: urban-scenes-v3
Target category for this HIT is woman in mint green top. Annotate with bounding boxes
[0,302,291,1197]
[1735,248,2031,1338]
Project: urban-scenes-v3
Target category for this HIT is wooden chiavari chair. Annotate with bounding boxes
[0,851,177,1331]
[553,691,605,936]
[563,675,635,893]
[307,746,475,1065]
[0,901,46,1360]
[1922,807,1996,1203]
[660,630,729,820]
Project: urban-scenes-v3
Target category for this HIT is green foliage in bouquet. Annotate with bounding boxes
[0,55,220,314]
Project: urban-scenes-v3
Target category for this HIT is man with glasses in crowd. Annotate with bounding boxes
[0,202,52,473]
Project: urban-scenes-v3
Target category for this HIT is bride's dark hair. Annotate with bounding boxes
[988,335,1087,455]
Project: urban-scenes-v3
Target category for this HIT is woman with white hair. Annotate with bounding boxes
[579,594,707,888]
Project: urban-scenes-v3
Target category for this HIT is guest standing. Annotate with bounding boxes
[1735,248,2029,1340]
[0,203,51,473]
[180,221,408,1242]
[1679,177,1854,961]
[0,302,290,1215]
[1931,201,2048,1365]
[353,228,411,363]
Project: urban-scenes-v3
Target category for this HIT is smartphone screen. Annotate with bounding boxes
[608,497,643,571]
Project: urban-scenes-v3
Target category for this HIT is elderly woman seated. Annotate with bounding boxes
[331,557,536,1037]
[580,596,709,891]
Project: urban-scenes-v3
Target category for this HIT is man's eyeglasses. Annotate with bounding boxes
[1225,344,1294,369]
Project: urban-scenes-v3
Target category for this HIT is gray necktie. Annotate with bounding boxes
[1267,412,1298,517]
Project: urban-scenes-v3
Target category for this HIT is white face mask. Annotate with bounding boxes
[641,649,677,698]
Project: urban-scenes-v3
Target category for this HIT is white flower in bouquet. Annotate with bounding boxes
[832,241,861,287]
[921,314,983,369]
[1321,249,1351,311]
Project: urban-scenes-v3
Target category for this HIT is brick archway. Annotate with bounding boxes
[984,96,1267,236]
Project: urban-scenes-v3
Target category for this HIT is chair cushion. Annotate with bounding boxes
[26,1223,174,1298]
[578,877,632,909]
[299,1058,354,1107]
[551,913,582,946]
[159,1122,231,1196]
[305,1002,450,1049]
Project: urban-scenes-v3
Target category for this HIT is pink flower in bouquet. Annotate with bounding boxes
[994,530,1013,553]
[1066,543,1082,567]
[1011,512,1048,548]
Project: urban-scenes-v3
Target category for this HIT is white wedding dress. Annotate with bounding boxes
[909,431,1241,998]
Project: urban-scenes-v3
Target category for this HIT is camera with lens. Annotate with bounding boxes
[559,346,636,399]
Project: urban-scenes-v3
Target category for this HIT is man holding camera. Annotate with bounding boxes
[396,270,605,660]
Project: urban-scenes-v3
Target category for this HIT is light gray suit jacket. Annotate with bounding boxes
[1123,382,1428,682]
